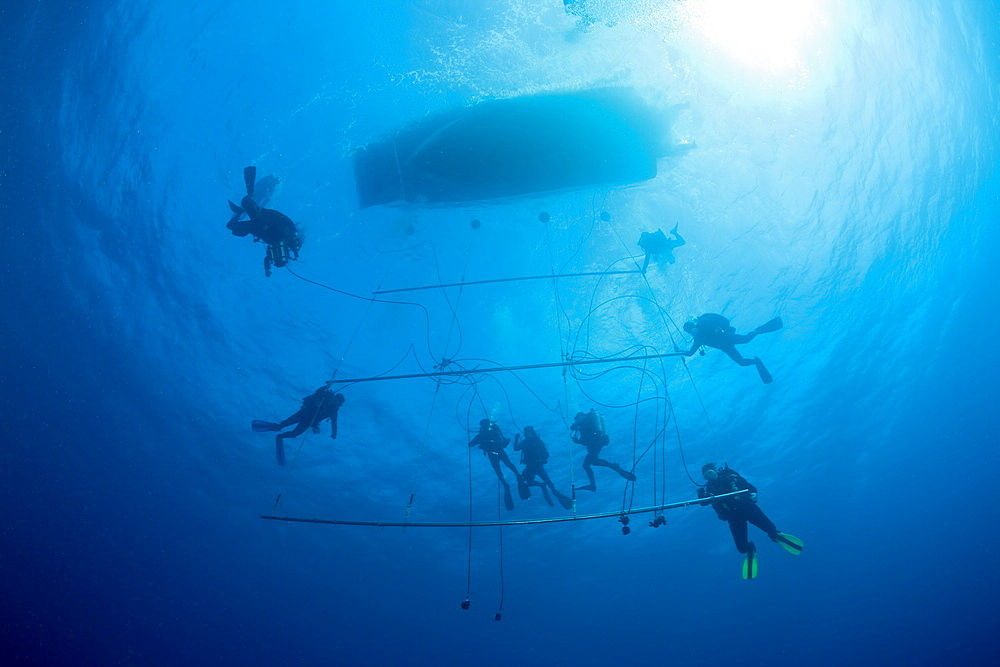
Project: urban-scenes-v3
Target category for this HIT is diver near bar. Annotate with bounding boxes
[637,223,685,272]
[697,462,803,579]
[571,409,636,492]
[514,426,573,510]
[469,419,529,511]
[226,166,302,277]
[677,313,783,383]
[252,385,345,466]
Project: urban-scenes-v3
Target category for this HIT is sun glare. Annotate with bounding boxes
[686,0,822,72]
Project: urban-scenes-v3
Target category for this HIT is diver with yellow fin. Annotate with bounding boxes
[226,166,302,277]
[697,462,803,579]
[678,313,783,383]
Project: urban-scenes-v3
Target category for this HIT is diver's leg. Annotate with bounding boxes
[521,464,537,485]
[278,420,310,441]
[487,452,507,483]
[591,451,636,481]
[498,450,522,479]
[746,504,779,539]
[578,450,597,491]
[728,518,751,554]
[241,194,263,219]
[278,410,306,430]
[719,345,756,367]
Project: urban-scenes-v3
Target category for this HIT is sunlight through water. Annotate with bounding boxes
[685,0,828,75]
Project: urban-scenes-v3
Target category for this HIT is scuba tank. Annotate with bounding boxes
[267,241,291,268]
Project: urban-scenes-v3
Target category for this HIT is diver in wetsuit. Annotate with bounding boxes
[227,166,302,277]
[253,386,345,466]
[697,462,803,577]
[637,223,685,271]
[514,426,572,510]
[571,409,636,492]
[470,419,528,511]
[678,313,782,384]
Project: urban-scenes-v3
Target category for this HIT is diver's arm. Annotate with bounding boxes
[677,340,699,356]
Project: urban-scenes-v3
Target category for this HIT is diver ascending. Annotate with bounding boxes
[252,385,345,466]
[571,409,636,492]
[678,313,783,383]
[697,462,803,579]
[514,426,573,510]
[469,420,529,511]
[227,166,302,277]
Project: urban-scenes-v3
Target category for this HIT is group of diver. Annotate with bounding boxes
[229,164,800,578]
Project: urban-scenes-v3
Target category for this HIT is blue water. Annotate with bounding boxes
[3,1,999,665]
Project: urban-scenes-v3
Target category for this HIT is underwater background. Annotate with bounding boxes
[3,1,999,665]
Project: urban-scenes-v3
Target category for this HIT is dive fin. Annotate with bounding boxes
[244,166,257,196]
[275,437,286,466]
[773,532,804,555]
[754,317,783,334]
[252,420,280,433]
[517,478,531,500]
[503,485,515,511]
[742,548,758,580]
[756,360,773,384]
[554,492,573,510]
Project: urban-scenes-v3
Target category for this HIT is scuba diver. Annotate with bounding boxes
[570,409,636,492]
[469,419,529,511]
[252,385,345,466]
[697,462,803,579]
[514,426,573,510]
[637,223,685,271]
[226,166,302,277]
[677,313,783,384]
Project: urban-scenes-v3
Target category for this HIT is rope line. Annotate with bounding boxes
[323,350,687,385]
[260,490,745,528]
[372,269,643,295]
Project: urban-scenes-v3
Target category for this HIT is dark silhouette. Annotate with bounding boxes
[697,462,803,577]
[469,420,528,510]
[253,386,345,466]
[570,409,635,492]
[678,313,782,383]
[227,166,302,277]
[637,223,685,271]
[514,426,572,510]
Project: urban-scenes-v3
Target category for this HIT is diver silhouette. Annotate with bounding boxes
[226,166,302,277]
[570,409,636,492]
[469,420,529,510]
[678,313,783,384]
[514,426,573,510]
[252,385,344,466]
